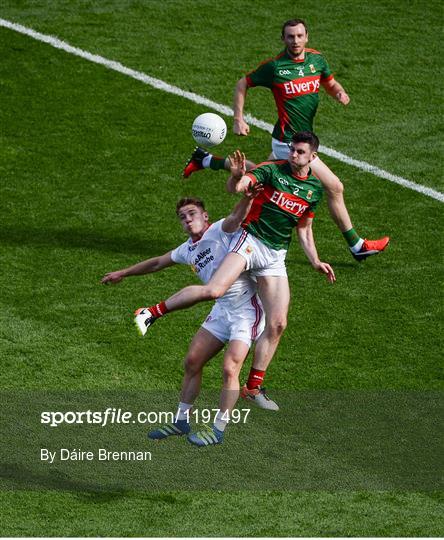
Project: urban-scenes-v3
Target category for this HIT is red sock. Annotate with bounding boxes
[246,368,265,389]
[148,301,169,318]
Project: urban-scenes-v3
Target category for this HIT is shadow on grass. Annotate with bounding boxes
[0,226,166,256]
[0,463,127,502]
[290,254,357,269]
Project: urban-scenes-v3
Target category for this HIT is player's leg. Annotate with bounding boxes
[165,251,246,309]
[241,275,289,409]
[187,339,250,447]
[310,157,390,260]
[148,327,224,440]
[219,340,250,415]
[183,147,256,178]
[134,252,247,335]
[181,328,225,403]
[254,275,290,368]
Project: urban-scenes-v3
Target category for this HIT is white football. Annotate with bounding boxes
[192,113,227,147]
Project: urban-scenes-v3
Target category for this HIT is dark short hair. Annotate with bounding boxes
[291,131,319,152]
[176,197,206,215]
[281,18,308,37]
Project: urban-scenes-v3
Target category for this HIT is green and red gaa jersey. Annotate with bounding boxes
[246,49,333,142]
[243,160,323,250]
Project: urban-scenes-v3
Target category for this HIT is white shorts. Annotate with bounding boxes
[201,294,265,347]
[229,229,287,277]
[271,137,291,160]
[271,137,320,165]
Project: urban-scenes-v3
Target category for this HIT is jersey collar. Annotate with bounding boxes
[190,222,212,243]
[284,48,305,63]
[285,161,310,180]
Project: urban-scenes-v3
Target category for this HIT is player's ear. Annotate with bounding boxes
[203,211,209,222]
[309,151,317,163]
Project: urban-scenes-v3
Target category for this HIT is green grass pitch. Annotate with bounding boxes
[0,0,443,536]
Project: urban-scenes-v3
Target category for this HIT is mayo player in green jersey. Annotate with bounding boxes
[183,18,389,262]
[137,132,336,405]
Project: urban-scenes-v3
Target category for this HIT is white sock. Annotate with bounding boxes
[202,154,213,168]
[214,411,229,432]
[175,401,192,421]
[350,238,364,253]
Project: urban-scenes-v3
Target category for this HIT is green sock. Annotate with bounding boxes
[209,156,227,171]
[342,228,362,248]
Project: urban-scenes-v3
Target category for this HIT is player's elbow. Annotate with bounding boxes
[222,220,238,234]
[326,176,344,197]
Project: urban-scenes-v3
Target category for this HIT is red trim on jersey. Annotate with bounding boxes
[246,160,287,184]
[304,47,322,55]
[290,56,305,64]
[321,74,334,83]
[245,75,255,88]
[275,51,286,60]
[246,52,287,86]
[292,172,309,180]
[251,159,287,171]
[297,211,316,227]
[246,172,258,185]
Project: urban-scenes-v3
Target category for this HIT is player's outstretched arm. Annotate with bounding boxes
[296,216,336,284]
[321,77,350,105]
[101,252,175,284]
[233,77,250,136]
[222,182,263,233]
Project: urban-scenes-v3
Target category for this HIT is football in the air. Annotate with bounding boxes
[191,112,227,147]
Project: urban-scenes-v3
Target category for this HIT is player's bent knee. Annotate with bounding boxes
[222,362,241,382]
[184,354,203,375]
[203,285,226,300]
[266,318,287,338]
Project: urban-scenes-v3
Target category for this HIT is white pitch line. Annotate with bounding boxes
[1,17,443,203]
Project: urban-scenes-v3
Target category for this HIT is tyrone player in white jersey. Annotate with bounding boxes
[102,189,271,447]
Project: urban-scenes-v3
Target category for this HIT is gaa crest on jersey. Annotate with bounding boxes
[310,64,316,73]
[245,245,253,254]
[307,190,313,200]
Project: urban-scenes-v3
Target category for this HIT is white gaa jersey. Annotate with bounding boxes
[171,219,256,308]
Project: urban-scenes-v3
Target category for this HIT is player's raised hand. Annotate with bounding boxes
[233,117,250,136]
[101,271,125,284]
[314,262,336,284]
[228,149,247,179]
